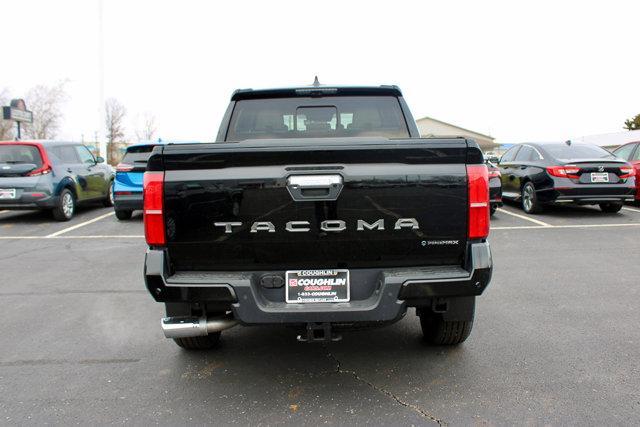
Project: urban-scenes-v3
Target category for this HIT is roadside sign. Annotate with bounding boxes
[2,99,33,139]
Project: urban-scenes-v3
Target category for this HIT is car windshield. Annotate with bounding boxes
[543,143,616,161]
[0,145,43,166]
[122,145,156,163]
[226,96,409,141]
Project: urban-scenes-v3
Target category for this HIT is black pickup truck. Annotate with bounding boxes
[143,85,492,349]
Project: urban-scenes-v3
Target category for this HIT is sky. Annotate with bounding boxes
[1,0,639,144]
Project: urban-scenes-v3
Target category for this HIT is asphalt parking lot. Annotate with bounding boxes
[1,204,639,425]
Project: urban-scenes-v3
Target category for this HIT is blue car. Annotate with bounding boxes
[113,142,162,220]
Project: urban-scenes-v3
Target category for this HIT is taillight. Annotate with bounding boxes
[143,171,165,245]
[116,163,134,172]
[27,164,52,176]
[488,169,501,179]
[619,165,635,179]
[467,164,489,239]
[546,165,580,179]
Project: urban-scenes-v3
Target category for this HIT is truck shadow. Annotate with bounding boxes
[169,315,468,389]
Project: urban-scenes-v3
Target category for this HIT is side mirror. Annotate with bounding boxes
[96,156,105,163]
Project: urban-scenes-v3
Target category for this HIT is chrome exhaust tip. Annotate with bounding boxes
[161,315,238,339]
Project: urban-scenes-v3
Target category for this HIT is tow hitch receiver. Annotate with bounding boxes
[297,322,342,343]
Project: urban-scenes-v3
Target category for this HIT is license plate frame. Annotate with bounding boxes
[285,269,350,304]
[0,189,16,199]
[590,172,609,183]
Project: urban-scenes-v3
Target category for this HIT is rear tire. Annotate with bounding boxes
[52,189,75,221]
[420,313,473,345]
[599,202,622,213]
[173,333,221,350]
[521,182,543,214]
[103,180,114,207]
[115,209,133,220]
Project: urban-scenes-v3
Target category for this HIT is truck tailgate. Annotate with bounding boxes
[159,138,470,271]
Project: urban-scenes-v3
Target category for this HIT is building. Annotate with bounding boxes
[415,116,497,152]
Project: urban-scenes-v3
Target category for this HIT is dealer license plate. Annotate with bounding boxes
[0,189,16,199]
[590,172,609,183]
[286,269,350,303]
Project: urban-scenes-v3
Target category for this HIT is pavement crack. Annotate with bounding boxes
[324,347,445,425]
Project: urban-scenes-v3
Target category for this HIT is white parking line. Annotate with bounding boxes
[45,212,115,238]
[622,206,640,214]
[0,235,143,239]
[496,208,553,227]
[492,223,640,230]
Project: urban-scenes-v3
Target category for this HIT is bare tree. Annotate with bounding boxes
[0,88,14,140]
[23,81,68,139]
[105,98,126,143]
[105,98,126,164]
[135,112,157,141]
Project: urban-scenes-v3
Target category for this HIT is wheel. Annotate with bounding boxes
[103,180,114,207]
[521,182,543,214]
[599,202,622,213]
[115,209,133,220]
[490,204,497,217]
[420,313,474,345]
[173,333,221,350]
[52,189,75,221]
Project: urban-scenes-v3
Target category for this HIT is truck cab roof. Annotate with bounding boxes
[231,85,403,101]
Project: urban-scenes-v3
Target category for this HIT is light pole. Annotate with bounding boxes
[97,0,106,159]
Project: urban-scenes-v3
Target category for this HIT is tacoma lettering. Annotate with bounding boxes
[213,218,420,233]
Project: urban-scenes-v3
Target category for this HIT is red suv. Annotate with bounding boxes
[612,141,640,204]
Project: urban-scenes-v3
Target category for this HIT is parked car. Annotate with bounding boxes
[0,140,114,220]
[143,84,493,350]
[611,141,640,205]
[497,142,635,213]
[486,160,502,216]
[113,143,163,220]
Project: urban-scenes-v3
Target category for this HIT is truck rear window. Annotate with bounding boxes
[226,96,410,141]
[0,145,43,167]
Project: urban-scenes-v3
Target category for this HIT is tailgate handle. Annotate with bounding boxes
[286,174,343,201]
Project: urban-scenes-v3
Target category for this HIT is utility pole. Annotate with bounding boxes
[97,0,106,158]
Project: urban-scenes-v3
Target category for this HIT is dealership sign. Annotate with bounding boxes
[2,99,33,123]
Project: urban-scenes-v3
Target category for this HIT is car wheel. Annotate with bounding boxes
[420,312,473,345]
[490,204,497,217]
[521,182,543,214]
[599,202,622,213]
[173,333,221,350]
[115,209,133,220]
[52,189,75,221]
[103,180,114,207]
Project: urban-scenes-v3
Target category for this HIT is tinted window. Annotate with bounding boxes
[49,146,79,164]
[500,146,520,163]
[75,145,96,165]
[632,144,640,161]
[613,143,635,161]
[515,146,534,162]
[0,144,43,166]
[543,143,615,161]
[226,96,409,141]
[122,145,156,163]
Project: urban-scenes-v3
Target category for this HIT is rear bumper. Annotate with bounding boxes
[144,242,492,325]
[0,195,58,209]
[114,193,143,211]
[538,184,635,204]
